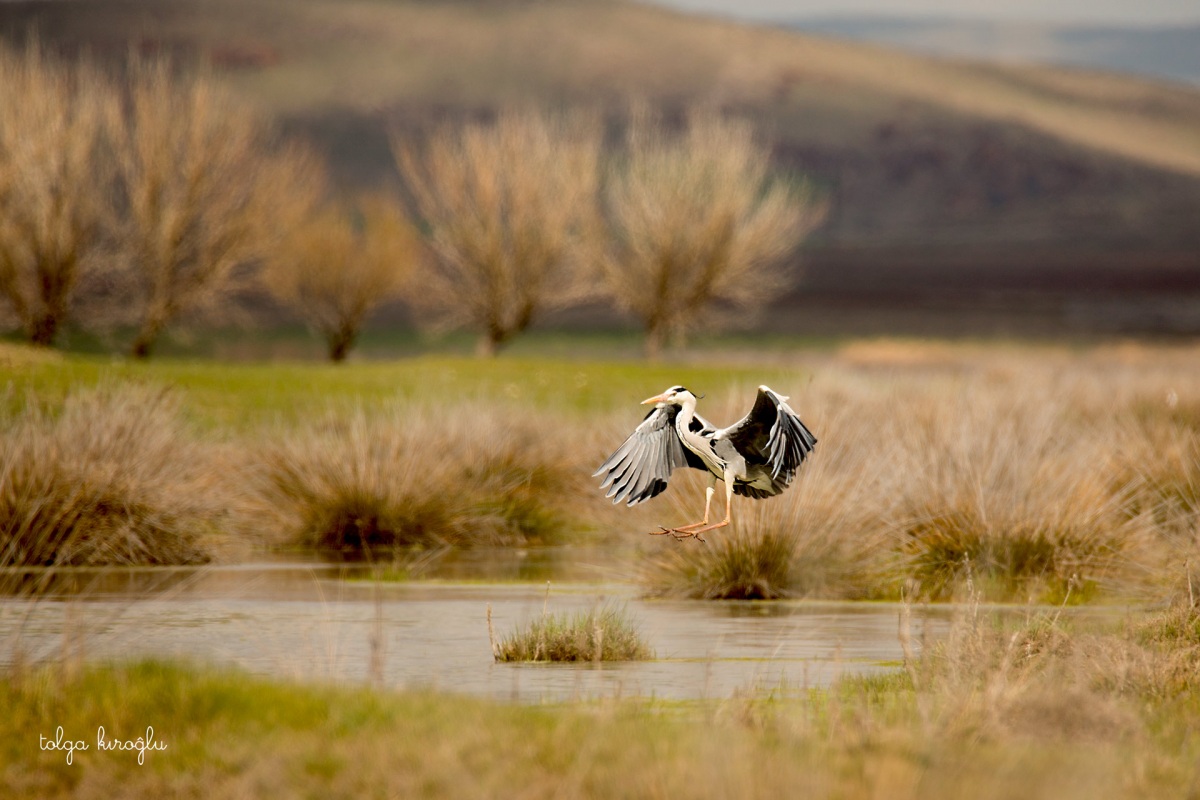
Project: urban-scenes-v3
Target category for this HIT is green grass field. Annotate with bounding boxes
[2,339,800,426]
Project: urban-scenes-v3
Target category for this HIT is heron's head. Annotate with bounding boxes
[641,385,697,407]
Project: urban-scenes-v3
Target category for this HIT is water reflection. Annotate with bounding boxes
[1,557,956,702]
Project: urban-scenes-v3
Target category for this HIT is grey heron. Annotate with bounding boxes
[594,385,817,541]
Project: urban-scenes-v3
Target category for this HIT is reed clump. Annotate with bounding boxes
[493,603,653,662]
[254,404,591,552]
[0,386,231,567]
[646,524,801,600]
[887,381,1168,603]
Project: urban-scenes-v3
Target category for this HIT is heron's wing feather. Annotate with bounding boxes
[594,405,693,506]
[723,386,817,485]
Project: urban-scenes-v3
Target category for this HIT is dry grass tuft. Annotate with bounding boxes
[493,602,653,662]
[0,386,232,567]
[254,404,592,552]
[879,377,1170,603]
[647,523,801,600]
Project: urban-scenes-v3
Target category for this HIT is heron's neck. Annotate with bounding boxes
[675,397,697,431]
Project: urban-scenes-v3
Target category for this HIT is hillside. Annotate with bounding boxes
[3,0,1199,335]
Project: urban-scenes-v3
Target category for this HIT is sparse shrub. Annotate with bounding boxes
[264,191,420,362]
[0,40,115,347]
[0,386,233,567]
[254,404,589,552]
[109,57,321,359]
[599,106,825,359]
[394,109,600,356]
[493,603,652,662]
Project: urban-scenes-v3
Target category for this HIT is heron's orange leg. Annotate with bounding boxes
[667,477,734,540]
[649,479,716,540]
[674,512,731,538]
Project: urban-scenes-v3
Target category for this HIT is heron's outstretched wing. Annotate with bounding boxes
[723,386,817,485]
[594,405,703,506]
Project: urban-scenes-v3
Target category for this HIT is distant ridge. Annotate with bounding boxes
[785,16,1200,87]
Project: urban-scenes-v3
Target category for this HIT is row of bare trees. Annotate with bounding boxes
[0,42,826,361]
[0,42,320,357]
[390,107,825,360]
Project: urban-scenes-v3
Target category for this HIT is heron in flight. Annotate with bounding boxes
[595,385,817,541]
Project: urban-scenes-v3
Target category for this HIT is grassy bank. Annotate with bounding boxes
[4,600,1200,798]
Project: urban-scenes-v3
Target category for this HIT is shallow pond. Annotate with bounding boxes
[1,554,959,702]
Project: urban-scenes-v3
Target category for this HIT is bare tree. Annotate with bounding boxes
[393,110,600,357]
[600,108,826,359]
[0,41,114,347]
[265,192,420,362]
[109,58,319,359]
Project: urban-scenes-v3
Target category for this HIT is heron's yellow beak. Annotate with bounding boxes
[641,392,669,405]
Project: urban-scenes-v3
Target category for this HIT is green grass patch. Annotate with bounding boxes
[493,603,653,662]
[1,347,796,428]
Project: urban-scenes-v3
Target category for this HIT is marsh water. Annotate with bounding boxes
[1,550,959,702]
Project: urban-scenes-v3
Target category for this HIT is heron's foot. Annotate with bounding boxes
[650,526,706,543]
[678,519,730,538]
[649,525,701,536]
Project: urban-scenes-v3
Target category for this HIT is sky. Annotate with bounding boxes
[642,0,1200,26]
